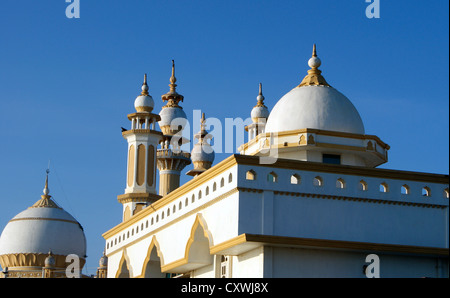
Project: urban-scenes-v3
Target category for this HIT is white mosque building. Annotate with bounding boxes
[101,46,449,278]
[1,46,448,278]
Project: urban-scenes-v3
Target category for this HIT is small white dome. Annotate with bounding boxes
[159,106,187,128]
[191,142,215,163]
[134,94,154,113]
[44,252,56,267]
[99,253,108,268]
[134,74,154,112]
[0,203,86,259]
[265,85,365,135]
[251,106,270,122]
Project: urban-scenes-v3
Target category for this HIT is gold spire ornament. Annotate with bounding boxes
[169,60,177,93]
[254,83,267,108]
[141,73,150,96]
[161,60,184,108]
[298,44,331,87]
[31,169,60,209]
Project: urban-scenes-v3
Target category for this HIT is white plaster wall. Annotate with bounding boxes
[106,250,123,278]
[232,247,264,278]
[269,246,448,278]
[237,164,449,248]
[192,264,215,278]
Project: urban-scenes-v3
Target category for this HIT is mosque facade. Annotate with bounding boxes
[102,46,449,278]
[1,46,448,278]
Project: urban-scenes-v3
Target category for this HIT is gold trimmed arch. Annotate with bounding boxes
[185,213,214,251]
[140,236,165,278]
[183,213,214,269]
[115,249,133,278]
[161,213,214,273]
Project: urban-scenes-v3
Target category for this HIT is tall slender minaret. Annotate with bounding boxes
[157,61,191,196]
[118,74,163,221]
[246,83,270,141]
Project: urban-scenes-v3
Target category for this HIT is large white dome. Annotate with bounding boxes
[0,177,87,271]
[265,85,365,135]
[0,205,86,258]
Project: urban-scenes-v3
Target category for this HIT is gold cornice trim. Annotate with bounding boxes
[236,234,449,256]
[161,258,187,273]
[122,129,163,137]
[241,128,390,152]
[104,154,448,239]
[273,141,367,152]
[0,253,86,269]
[8,217,80,225]
[210,234,247,255]
[117,193,162,204]
[104,187,239,247]
[127,112,161,122]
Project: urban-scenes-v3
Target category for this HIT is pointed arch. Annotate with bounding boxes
[140,236,165,278]
[115,249,133,278]
[161,214,214,273]
[184,213,214,266]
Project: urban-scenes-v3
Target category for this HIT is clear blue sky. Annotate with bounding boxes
[0,0,448,275]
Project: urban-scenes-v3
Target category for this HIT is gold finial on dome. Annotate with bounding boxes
[200,112,207,134]
[162,60,184,108]
[298,44,330,88]
[254,83,267,108]
[141,73,150,96]
[43,169,50,196]
[31,169,61,209]
[169,60,177,91]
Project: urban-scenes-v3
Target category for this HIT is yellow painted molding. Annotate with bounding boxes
[126,112,161,122]
[103,155,239,239]
[210,233,449,257]
[104,154,448,240]
[241,234,450,256]
[240,128,390,152]
[0,253,86,270]
[210,234,247,255]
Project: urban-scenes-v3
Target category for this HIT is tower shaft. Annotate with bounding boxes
[118,75,163,222]
[157,146,191,196]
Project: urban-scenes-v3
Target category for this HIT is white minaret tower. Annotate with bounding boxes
[246,83,270,141]
[118,74,163,221]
